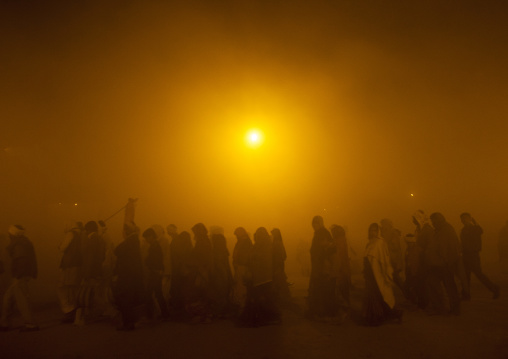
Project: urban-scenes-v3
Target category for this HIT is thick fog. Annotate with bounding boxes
[1,1,507,301]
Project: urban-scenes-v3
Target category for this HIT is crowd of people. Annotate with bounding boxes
[0,201,506,332]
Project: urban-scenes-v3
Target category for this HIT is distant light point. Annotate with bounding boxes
[245,128,264,148]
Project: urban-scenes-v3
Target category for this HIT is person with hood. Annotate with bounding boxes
[188,223,213,323]
[231,227,253,315]
[170,230,193,320]
[330,225,351,315]
[307,215,335,320]
[240,227,280,327]
[152,224,171,304]
[210,226,233,318]
[0,225,39,332]
[113,221,144,330]
[142,227,170,320]
[380,219,404,292]
[57,222,82,323]
[363,223,402,326]
[459,213,500,299]
[271,228,291,306]
[428,212,461,315]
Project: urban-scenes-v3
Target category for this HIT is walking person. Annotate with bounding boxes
[0,225,39,332]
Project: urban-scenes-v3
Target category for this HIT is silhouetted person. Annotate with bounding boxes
[96,220,116,318]
[330,225,351,316]
[152,224,171,304]
[239,227,280,327]
[0,225,39,332]
[271,228,291,306]
[142,227,169,320]
[113,221,144,331]
[188,223,213,324]
[307,215,335,320]
[427,213,460,315]
[498,220,508,263]
[170,230,193,320]
[58,222,82,323]
[363,223,402,326]
[380,219,404,292]
[408,210,433,309]
[74,221,105,325]
[459,213,500,299]
[231,227,253,316]
[210,227,233,318]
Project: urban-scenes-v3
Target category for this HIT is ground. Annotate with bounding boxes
[1,263,508,359]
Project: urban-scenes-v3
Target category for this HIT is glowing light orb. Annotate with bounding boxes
[245,129,264,148]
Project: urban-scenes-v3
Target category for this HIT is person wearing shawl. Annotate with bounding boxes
[210,226,233,318]
[0,225,39,332]
[231,227,253,315]
[380,219,404,292]
[271,228,291,306]
[307,215,335,319]
[170,230,193,320]
[74,221,106,326]
[427,212,461,315]
[113,221,144,330]
[142,227,169,320]
[152,224,172,304]
[363,223,402,326]
[57,221,82,323]
[240,227,280,327]
[188,223,213,323]
[330,225,351,315]
[408,210,434,309]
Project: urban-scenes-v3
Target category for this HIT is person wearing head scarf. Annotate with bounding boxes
[330,225,351,315]
[363,223,402,326]
[57,222,83,323]
[239,227,280,327]
[152,224,171,304]
[0,225,39,332]
[380,219,404,292]
[231,227,253,315]
[188,223,213,323]
[307,215,335,320]
[169,230,193,320]
[113,221,144,330]
[427,212,461,315]
[408,210,433,309]
[210,226,233,318]
[271,228,291,306]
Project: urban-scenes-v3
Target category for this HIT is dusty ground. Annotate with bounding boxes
[1,263,508,359]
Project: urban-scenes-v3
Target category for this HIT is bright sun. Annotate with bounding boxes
[245,128,264,148]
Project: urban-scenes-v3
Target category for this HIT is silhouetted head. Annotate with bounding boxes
[460,212,473,226]
[254,227,271,245]
[191,223,208,237]
[330,225,346,239]
[368,223,379,239]
[142,227,157,242]
[178,230,191,244]
[8,225,25,238]
[430,212,446,229]
[312,216,324,231]
[84,221,98,234]
[151,224,164,239]
[167,224,178,236]
[271,228,282,242]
